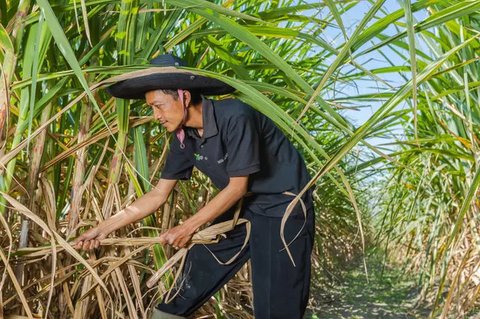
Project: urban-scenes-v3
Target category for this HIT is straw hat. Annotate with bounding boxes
[107,54,235,99]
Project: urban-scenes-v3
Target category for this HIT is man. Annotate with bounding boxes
[74,54,314,319]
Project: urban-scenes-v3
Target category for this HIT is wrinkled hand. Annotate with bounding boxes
[159,224,195,249]
[73,226,107,251]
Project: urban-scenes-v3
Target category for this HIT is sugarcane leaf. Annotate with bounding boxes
[0,23,13,53]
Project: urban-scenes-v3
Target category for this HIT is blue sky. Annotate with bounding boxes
[324,0,428,122]
[302,0,430,146]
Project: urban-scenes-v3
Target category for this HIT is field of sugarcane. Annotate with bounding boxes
[0,0,479,318]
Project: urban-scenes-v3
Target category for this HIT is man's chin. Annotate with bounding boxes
[164,124,179,133]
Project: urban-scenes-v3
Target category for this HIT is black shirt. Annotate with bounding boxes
[161,98,311,216]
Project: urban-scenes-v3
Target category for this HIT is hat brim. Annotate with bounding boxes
[106,67,235,99]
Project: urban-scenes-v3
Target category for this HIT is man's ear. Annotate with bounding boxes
[184,90,192,107]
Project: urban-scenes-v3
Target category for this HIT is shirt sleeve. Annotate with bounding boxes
[225,112,261,177]
[161,136,193,180]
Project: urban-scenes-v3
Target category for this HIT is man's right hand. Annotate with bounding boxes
[71,179,178,251]
[73,226,107,251]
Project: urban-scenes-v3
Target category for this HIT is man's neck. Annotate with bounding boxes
[184,101,203,130]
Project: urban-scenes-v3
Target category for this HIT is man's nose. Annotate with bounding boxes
[153,108,162,120]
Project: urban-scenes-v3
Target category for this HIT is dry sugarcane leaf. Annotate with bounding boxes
[146,218,251,289]
[123,245,146,317]
[115,267,138,319]
[0,248,34,319]
[0,209,13,285]
[280,192,308,267]
[95,285,108,319]
[0,192,112,301]
[0,90,87,167]
[146,247,187,289]
[78,244,151,300]
[99,67,196,85]
[38,177,58,318]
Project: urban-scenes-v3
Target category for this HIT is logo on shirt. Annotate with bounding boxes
[217,153,228,164]
[194,153,208,161]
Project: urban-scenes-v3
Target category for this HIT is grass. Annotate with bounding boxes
[308,253,431,319]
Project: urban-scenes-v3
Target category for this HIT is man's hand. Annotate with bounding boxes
[71,179,177,251]
[158,176,248,250]
[73,226,107,251]
[159,223,196,249]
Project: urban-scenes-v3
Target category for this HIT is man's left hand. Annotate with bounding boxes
[159,223,195,249]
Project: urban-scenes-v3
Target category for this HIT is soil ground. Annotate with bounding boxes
[306,255,431,319]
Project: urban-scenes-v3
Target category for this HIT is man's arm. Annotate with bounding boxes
[74,178,177,250]
[159,176,248,248]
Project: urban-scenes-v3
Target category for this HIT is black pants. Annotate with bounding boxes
[157,193,314,318]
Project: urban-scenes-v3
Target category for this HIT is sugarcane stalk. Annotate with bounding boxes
[0,0,32,214]
[67,93,93,234]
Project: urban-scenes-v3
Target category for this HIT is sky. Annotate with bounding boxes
[304,0,430,147]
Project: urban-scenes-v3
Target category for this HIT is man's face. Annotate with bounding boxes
[145,90,184,132]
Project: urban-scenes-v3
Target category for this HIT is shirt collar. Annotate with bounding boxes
[185,97,218,142]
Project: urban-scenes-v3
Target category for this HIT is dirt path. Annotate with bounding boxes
[306,257,430,319]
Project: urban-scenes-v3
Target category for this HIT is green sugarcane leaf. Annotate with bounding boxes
[404,0,419,141]
[324,0,348,42]
[0,23,13,53]
[165,0,312,94]
[36,0,108,129]
[133,126,150,192]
